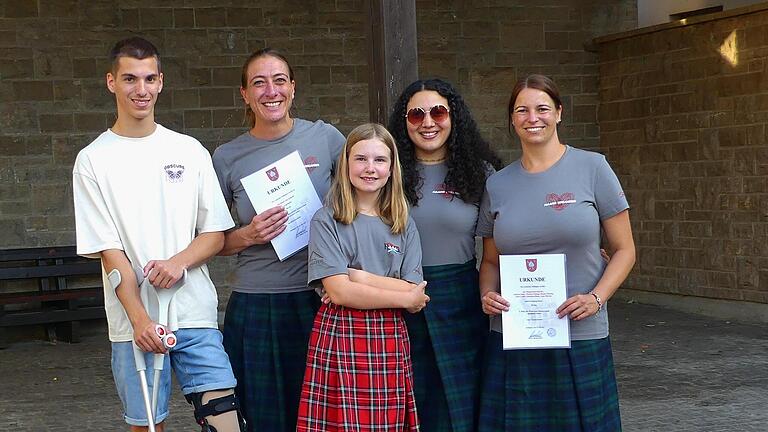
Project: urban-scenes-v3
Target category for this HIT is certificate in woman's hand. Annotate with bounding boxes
[499,254,570,349]
[240,150,323,261]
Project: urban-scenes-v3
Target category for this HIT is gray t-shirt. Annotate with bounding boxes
[410,162,492,266]
[212,119,345,294]
[308,207,423,288]
[477,146,629,340]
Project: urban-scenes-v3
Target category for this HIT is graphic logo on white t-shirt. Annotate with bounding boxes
[384,242,402,255]
[266,167,279,181]
[164,164,185,183]
[543,192,576,211]
[432,183,460,200]
[304,156,319,173]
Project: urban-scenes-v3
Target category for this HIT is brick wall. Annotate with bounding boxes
[0,0,370,250]
[596,4,768,304]
[0,0,371,296]
[0,1,636,296]
[416,0,636,161]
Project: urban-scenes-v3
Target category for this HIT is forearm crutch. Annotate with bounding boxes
[149,269,185,418]
[108,267,185,432]
[107,268,158,432]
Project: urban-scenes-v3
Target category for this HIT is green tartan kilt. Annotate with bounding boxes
[404,259,488,432]
[222,290,320,432]
[479,332,622,432]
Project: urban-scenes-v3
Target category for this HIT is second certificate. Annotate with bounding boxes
[499,253,570,350]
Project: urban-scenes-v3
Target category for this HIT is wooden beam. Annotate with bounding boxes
[365,0,419,125]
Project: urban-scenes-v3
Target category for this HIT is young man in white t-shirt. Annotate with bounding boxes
[72,37,244,432]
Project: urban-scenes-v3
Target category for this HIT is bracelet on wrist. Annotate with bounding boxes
[590,291,603,314]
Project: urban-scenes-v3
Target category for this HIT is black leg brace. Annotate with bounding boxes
[185,391,246,432]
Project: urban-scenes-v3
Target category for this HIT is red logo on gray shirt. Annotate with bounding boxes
[304,156,319,173]
[384,242,402,255]
[432,183,459,200]
[543,193,576,211]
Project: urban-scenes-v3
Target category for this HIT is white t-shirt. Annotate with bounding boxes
[73,124,234,342]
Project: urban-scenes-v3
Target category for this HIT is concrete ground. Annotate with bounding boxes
[1,300,766,431]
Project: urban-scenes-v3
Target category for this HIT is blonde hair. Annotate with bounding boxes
[328,123,409,234]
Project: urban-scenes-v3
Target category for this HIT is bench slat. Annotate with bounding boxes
[0,262,102,280]
[0,287,102,305]
[0,246,79,262]
[0,307,105,326]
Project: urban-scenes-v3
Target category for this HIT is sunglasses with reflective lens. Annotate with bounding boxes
[405,104,450,126]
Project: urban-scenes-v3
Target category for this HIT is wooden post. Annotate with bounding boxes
[365,0,419,125]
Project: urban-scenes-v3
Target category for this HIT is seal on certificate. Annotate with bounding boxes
[547,327,556,337]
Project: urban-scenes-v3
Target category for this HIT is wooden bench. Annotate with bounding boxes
[0,246,105,348]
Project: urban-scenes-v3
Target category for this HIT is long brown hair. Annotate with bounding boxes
[328,123,409,234]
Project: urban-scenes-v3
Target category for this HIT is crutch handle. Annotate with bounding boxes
[163,332,177,348]
[154,324,176,349]
[154,324,167,337]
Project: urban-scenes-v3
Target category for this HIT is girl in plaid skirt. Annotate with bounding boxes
[296,123,429,432]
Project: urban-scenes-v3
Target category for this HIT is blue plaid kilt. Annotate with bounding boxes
[222,290,320,432]
[404,260,488,432]
[478,332,622,432]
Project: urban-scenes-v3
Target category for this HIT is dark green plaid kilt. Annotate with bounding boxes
[404,259,488,432]
[478,332,622,432]
[222,290,320,432]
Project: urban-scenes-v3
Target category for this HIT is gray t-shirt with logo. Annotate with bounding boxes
[308,207,423,288]
[476,146,629,340]
[212,119,345,294]
[410,162,493,266]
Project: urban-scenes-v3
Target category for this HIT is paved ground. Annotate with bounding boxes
[1,301,766,431]
[612,301,768,432]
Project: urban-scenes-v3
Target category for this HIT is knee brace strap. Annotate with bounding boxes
[185,391,243,430]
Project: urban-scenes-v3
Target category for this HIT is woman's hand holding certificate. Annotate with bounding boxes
[237,206,289,246]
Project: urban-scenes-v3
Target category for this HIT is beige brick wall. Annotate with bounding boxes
[0,1,636,298]
[0,1,375,242]
[596,5,768,304]
[416,0,636,161]
[0,0,372,297]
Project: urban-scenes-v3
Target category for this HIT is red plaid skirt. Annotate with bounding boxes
[296,303,420,431]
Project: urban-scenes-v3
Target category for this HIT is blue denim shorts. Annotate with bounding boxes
[111,328,237,426]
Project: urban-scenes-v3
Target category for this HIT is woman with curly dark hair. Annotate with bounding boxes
[388,78,503,432]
